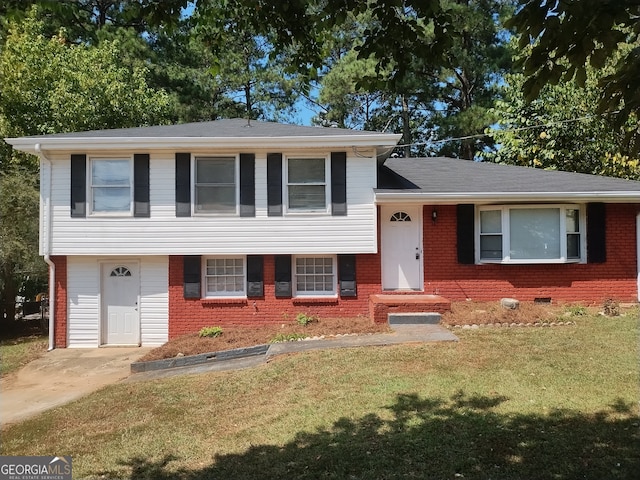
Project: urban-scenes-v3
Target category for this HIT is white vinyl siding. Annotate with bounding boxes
[67,256,168,347]
[45,151,378,255]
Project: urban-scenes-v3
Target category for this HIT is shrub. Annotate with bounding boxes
[296,312,318,326]
[565,305,588,317]
[269,333,309,343]
[199,326,223,338]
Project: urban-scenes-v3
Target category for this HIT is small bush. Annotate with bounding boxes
[603,299,620,317]
[296,313,318,326]
[199,326,223,338]
[565,305,588,317]
[269,333,309,343]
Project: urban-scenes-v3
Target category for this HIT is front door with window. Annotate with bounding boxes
[381,205,423,290]
[101,262,140,345]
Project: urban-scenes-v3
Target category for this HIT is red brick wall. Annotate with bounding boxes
[168,253,384,338]
[165,203,640,338]
[51,256,67,348]
[422,204,640,304]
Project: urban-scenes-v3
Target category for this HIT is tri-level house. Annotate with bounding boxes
[6,119,640,349]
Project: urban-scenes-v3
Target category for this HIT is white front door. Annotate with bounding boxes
[381,205,423,290]
[101,262,140,345]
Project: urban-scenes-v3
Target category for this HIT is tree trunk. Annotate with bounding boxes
[401,95,411,158]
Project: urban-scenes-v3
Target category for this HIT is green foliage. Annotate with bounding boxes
[564,305,588,317]
[485,47,640,179]
[507,0,640,150]
[0,11,170,138]
[269,333,309,343]
[198,326,223,338]
[295,313,318,326]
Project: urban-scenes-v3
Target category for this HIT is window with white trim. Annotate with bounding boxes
[90,158,132,214]
[294,256,336,296]
[477,205,584,263]
[204,257,245,297]
[286,157,329,212]
[194,156,238,214]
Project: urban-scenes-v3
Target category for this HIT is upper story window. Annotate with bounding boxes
[90,158,132,215]
[286,157,329,213]
[477,204,584,264]
[194,156,238,214]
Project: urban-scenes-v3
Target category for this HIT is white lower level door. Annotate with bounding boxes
[381,205,423,290]
[101,262,140,345]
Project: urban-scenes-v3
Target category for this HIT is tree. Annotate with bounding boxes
[484,51,640,180]
[507,0,640,148]
[0,10,171,322]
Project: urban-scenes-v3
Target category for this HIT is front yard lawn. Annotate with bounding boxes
[1,307,638,479]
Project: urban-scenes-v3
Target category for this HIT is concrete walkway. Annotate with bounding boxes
[0,347,150,426]
[1,325,457,425]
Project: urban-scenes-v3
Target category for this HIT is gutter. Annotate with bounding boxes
[34,143,55,351]
[374,191,640,204]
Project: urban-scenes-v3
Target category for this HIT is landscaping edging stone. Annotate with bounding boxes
[130,344,270,373]
[445,321,577,329]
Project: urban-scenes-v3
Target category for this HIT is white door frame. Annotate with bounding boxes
[100,260,140,346]
[380,204,424,291]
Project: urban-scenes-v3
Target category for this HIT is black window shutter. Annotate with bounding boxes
[338,254,357,297]
[134,154,150,218]
[246,255,264,297]
[267,153,283,216]
[240,153,256,217]
[587,203,606,263]
[457,204,475,264]
[274,254,292,297]
[175,153,191,217]
[183,255,201,299]
[331,151,347,216]
[70,154,86,218]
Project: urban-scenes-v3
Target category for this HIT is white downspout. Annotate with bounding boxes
[34,143,55,351]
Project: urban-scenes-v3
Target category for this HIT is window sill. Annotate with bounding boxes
[477,259,583,265]
[201,297,247,305]
[293,296,339,304]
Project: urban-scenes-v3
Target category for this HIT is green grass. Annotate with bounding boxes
[1,311,639,479]
[0,335,47,376]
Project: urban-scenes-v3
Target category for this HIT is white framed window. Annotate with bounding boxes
[293,256,337,296]
[285,157,330,213]
[194,156,238,214]
[90,158,132,215]
[204,256,245,297]
[476,205,585,264]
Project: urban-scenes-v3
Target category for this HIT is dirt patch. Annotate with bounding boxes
[441,301,561,326]
[140,316,391,362]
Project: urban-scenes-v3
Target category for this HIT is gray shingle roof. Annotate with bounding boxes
[378,157,640,196]
[18,118,385,139]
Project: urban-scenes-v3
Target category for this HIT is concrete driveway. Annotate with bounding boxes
[0,347,150,426]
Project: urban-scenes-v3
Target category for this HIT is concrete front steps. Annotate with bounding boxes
[369,294,451,324]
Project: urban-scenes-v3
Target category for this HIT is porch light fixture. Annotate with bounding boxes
[432,209,438,223]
